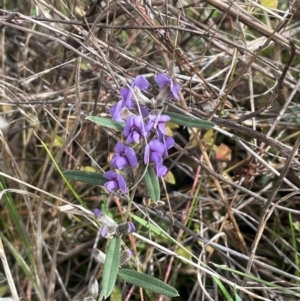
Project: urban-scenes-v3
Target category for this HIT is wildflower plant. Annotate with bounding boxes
[64,73,215,299]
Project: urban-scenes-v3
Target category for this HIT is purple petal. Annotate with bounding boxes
[111,156,128,170]
[123,117,134,137]
[165,137,175,149]
[155,74,180,100]
[101,226,108,237]
[128,222,135,233]
[150,152,163,164]
[132,75,149,91]
[149,139,166,155]
[140,106,149,118]
[149,114,170,123]
[120,87,135,108]
[116,173,127,194]
[144,144,150,164]
[103,170,117,180]
[170,81,180,100]
[155,74,171,89]
[114,142,126,155]
[93,208,101,218]
[157,123,167,135]
[111,100,125,121]
[105,180,119,192]
[155,163,168,177]
[120,87,132,101]
[125,147,138,168]
[132,131,141,144]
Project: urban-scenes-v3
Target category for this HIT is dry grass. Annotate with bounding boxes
[0,0,300,300]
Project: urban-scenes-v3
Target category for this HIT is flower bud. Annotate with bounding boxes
[101,225,118,238]
[120,250,133,265]
[88,276,99,297]
[93,209,117,228]
[116,222,135,236]
[92,248,106,264]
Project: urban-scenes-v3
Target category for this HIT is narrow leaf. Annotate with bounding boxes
[129,213,169,238]
[86,116,125,131]
[102,237,121,298]
[118,269,179,297]
[144,166,160,202]
[164,111,215,129]
[63,170,107,186]
[234,285,243,301]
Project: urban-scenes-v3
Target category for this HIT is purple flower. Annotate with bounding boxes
[111,142,138,170]
[110,88,135,121]
[155,73,180,100]
[103,170,127,194]
[132,75,149,91]
[122,76,150,106]
[110,76,149,121]
[123,116,148,144]
[109,100,125,121]
[146,114,170,136]
[157,134,175,156]
[154,162,168,177]
[144,139,166,165]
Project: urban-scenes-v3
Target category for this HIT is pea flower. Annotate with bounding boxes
[146,114,170,136]
[144,139,166,165]
[157,134,175,157]
[111,142,138,170]
[110,75,150,121]
[103,170,127,194]
[123,116,148,144]
[154,161,168,177]
[155,73,180,100]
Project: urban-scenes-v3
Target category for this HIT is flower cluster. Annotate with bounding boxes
[104,74,180,194]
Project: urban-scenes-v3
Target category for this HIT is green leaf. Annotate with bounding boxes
[63,170,107,186]
[86,116,125,131]
[164,111,215,129]
[101,237,121,298]
[130,213,169,238]
[260,0,277,8]
[213,276,234,301]
[234,285,242,301]
[144,166,160,202]
[118,269,179,297]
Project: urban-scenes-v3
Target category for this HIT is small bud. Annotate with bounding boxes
[88,276,99,297]
[120,249,133,265]
[93,208,118,228]
[101,225,117,238]
[116,222,135,236]
[101,226,108,237]
[93,208,101,218]
[92,248,106,264]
